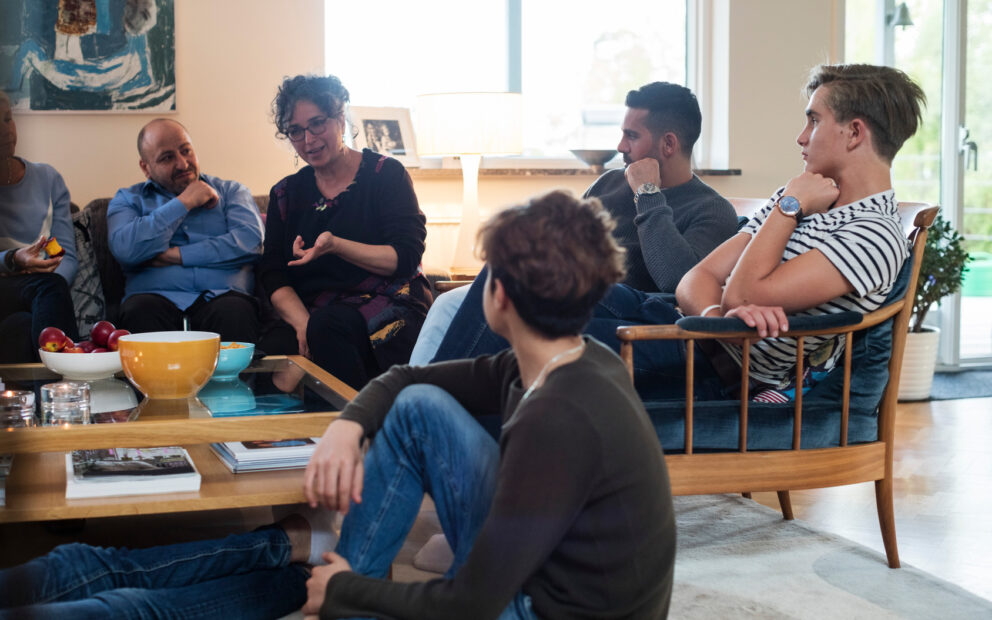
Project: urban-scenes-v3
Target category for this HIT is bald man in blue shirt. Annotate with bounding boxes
[108,119,264,341]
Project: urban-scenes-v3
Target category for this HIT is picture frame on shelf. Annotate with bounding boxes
[349,106,419,167]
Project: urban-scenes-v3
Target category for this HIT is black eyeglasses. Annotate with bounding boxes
[284,116,330,142]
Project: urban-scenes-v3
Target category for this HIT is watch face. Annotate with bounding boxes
[779,196,801,215]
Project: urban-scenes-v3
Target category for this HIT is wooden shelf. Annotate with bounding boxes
[0,412,339,454]
[0,445,309,523]
[408,167,741,179]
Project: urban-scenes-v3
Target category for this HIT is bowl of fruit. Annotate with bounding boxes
[37,320,129,381]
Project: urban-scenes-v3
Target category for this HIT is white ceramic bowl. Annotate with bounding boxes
[39,349,122,381]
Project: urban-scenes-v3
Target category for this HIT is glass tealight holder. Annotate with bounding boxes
[0,390,36,428]
[40,382,91,426]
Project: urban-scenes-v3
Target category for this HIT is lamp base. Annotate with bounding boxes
[451,154,484,272]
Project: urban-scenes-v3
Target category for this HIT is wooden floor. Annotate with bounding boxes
[753,396,992,601]
[2,397,991,602]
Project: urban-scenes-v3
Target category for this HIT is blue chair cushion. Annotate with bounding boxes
[642,256,913,453]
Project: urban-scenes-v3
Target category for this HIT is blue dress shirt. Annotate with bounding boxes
[107,174,264,310]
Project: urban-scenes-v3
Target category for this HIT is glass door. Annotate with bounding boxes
[951,0,992,363]
[846,0,992,368]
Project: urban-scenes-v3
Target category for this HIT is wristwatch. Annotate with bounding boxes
[776,195,804,224]
[634,182,661,204]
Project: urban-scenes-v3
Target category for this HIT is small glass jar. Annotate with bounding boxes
[0,390,36,428]
[40,382,91,426]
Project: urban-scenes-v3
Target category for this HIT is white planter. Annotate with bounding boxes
[898,327,940,401]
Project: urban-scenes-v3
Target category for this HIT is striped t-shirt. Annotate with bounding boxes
[719,188,910,389]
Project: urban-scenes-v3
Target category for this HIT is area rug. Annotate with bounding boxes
[930,369,992,400]
[673,494,991,618]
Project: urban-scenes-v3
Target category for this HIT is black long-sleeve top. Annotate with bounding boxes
[259,150,427,306]
[322,338,676,619]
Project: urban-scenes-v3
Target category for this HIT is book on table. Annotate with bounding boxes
[65,447,201,499]
[211,438,320,473]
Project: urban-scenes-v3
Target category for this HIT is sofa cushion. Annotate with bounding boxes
[70,208,107,338]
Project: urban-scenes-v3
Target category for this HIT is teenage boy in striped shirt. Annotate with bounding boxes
[590,63,926,401]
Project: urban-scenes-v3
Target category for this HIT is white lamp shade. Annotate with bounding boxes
[416,92,523,156]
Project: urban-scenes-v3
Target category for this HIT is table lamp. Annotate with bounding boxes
[416,92,523,273]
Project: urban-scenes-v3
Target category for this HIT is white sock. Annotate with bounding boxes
[302,505,339,566]
[273,503,339,565]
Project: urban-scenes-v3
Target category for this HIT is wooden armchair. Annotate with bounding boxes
[617,202,939,568]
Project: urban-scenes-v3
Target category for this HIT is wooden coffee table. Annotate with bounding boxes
[0,356,355,523]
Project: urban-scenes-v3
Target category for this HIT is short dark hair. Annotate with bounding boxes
[805,64,926,163]
[480,190,626,338]
[624,82,702,156]
[272,74,350,137]
[136,118,190,158]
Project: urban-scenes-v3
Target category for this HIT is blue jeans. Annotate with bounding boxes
[335,384,537,619]
[0,272,79,362]
[432,274,727,401]
[408,284,471,365]
[0,528,307,619]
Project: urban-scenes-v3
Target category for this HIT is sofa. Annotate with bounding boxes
[69,195,447,339]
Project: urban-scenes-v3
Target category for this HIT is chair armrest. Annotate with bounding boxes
[675,311,864,334]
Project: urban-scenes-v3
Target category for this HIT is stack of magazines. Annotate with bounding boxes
[65,447,201,499]
[211,438,319,473]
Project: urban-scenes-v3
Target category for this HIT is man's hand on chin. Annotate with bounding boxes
[625,158,663,192]
[302,552,354,616]
[177,179,220,211]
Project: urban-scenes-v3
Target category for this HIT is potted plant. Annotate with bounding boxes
[898,213,972,400]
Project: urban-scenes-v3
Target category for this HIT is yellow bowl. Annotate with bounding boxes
[117,331,220,399]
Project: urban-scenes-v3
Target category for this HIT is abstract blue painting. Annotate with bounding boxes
[0,0,175,112]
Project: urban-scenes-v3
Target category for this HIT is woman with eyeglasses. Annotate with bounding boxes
[0,90,79,362]
[258,75,431,389]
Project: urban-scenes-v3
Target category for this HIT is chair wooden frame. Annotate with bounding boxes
[617,203,939,568]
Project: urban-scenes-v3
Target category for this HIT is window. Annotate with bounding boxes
[325,0,686,157]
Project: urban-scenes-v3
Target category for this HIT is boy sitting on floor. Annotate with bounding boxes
[302,190,677,619]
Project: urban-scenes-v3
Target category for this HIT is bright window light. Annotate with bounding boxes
[325,0,685,157]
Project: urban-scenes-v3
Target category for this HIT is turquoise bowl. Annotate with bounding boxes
[211,342,255,380]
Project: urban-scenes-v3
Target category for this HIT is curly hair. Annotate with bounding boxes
[479,190,626,338]
[272,74,351,137]
[805,64,926,163]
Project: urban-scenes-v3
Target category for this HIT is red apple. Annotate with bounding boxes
[90,321,116,347]
[92,347,109,353]
[106,329,130,352]
[77,340,95,353]
[63,345,85,353]
[39,327,69,352]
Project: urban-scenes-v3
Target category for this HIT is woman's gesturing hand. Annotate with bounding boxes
[288,233,336,266]
[303,419,366,513]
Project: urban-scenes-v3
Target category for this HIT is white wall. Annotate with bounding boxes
[15,0,326,206]
[13,0,840,217]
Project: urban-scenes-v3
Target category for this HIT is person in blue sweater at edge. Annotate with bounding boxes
[0,89,79,362]
[409,81,739,367]
[107,118,264,342]
[301,189,675,619]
